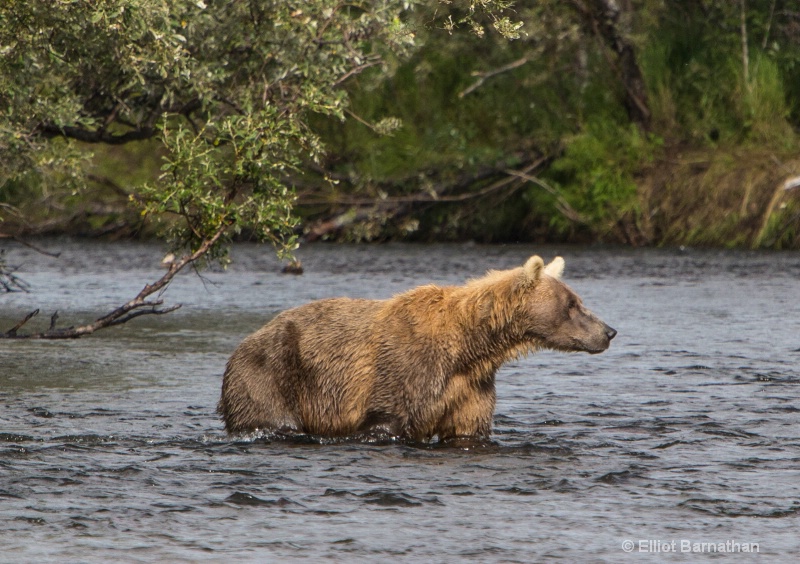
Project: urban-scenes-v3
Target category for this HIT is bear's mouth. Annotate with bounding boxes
[567,336,611,354]
[585,336,612,354]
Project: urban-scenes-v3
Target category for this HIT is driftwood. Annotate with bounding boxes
[301,157,583,241]
[1,227,226,339]
[753,174,800,248]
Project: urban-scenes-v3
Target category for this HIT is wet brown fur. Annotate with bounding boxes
[218,256,615,440]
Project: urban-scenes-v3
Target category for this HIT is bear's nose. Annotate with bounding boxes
[605,326,617,341]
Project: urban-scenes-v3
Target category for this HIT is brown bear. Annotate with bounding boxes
[218,255,615,441]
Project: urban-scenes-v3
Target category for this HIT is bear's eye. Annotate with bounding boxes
[567,297,578,309]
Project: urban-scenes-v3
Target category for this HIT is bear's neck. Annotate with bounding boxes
[443,272,535,373]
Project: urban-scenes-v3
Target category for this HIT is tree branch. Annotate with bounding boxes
[4,235,62,258]
[458,56,530,98]
[4,310,39,336]
[503,169,585,223]
[37,124,157,145]
[299,157,550,207]
[302,157,567,241]
[333,57,382,87]
[0,263,31,293]
[0,242,33,292]
[1,225,229,339]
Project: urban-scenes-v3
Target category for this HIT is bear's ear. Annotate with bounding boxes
[544,256,565,280]
[523,256,545,283]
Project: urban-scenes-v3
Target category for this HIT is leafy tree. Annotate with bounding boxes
[1,1,425,258]
[1,0,421,335]
[0,0,521,337]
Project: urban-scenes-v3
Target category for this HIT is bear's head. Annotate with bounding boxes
[518,256,616,354]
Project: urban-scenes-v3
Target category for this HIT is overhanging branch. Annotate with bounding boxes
[1,225,228,339]
[37,124,157,145]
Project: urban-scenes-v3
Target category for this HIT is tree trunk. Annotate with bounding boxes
[740,0,750,85]
[577,0,652,130]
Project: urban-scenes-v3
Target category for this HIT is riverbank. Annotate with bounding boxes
[2,144,799,250]
[637,146,800,249]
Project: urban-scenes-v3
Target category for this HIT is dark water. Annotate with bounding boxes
[1,240,799,562]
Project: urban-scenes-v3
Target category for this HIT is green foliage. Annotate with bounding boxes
[738,53,794,144]
[316,18,581,188]
[314,0,800,246]
[640,2,795,146]
[140,110,306,263]
[438,0,523,39]
[547,121,654,236]
[0,0,420,258]
[3,0,800,251]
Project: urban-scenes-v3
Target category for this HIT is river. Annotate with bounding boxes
[1,239,799,562]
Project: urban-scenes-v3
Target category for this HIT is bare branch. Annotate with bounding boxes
[303,158,561,241]
[87,174,138,201]
[4,310,39,337]
[502,169,585,223]
[0,249,32,292]
[458,56,530,98]
[5,236,61,258]
[333,57,382,87]
[299,157,550,207]
[0,225,229,339]
[105,304,182,327]
[37,124,157,145]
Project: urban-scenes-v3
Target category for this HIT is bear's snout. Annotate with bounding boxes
[578,318,616,354]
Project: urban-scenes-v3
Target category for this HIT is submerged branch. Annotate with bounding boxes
[0,246,32,293]
[0,261,31,293]
[4,309,39,336]
[0,226,228,339]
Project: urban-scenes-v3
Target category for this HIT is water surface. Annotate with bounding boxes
[1,240,799,561]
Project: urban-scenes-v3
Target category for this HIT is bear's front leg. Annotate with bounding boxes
[435,385,496,441]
